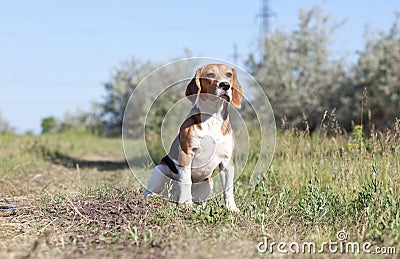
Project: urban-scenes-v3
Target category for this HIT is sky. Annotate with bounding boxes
[1,0,399,134]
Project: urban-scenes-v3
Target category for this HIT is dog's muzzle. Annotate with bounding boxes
[217,81,231,102]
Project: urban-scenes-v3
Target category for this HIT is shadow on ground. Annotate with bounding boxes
[39,146,149,171]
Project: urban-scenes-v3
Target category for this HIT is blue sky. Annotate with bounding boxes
[1,0,399,133]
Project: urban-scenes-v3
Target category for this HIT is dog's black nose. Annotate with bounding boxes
[218,81,230,91]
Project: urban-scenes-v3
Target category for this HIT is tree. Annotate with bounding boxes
[100,58,157,136]
[339,16,400,130]
[41,117,57,134]
[41,104,103,135]
[145,93,181,163]
[58,105,103,134]
[102,54,198,138]
[250,6,346,131]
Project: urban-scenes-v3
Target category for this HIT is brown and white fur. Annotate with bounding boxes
[144,64,243,212]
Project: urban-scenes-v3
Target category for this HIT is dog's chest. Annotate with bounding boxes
[190,117,233,181]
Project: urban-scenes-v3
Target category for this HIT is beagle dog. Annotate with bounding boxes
[144,64,243,212]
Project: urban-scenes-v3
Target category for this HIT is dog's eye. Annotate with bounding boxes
[206,73,215,78]
[226,72,233,78]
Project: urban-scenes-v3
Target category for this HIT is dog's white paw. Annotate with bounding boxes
[226,201,240,213]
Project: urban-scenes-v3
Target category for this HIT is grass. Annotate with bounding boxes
[0,124,399,258]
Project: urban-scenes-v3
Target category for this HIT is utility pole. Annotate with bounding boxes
[257,0,275,58]
[258,0,274,35]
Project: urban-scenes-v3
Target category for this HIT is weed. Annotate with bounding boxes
[297,180,341,225]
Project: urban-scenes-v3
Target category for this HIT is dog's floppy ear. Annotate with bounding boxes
[185,67,203,104]
[231,68,243,108]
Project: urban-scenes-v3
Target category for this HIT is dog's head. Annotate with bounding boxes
[185,64,243,108]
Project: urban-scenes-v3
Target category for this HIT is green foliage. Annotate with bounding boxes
[340,16,400,130]
[250,6,399,132]
[100,58,157,137]
[58,106,103,134]
[297,180,341,225]
[41,116,57,134]
[251,6,346,131]
[145,93,180,163]
[351,176,400,241]
[40,106,103,135]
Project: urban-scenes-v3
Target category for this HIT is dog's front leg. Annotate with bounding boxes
[177,166,192,205]
[219,162,239,212]
[177,149,193,205]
